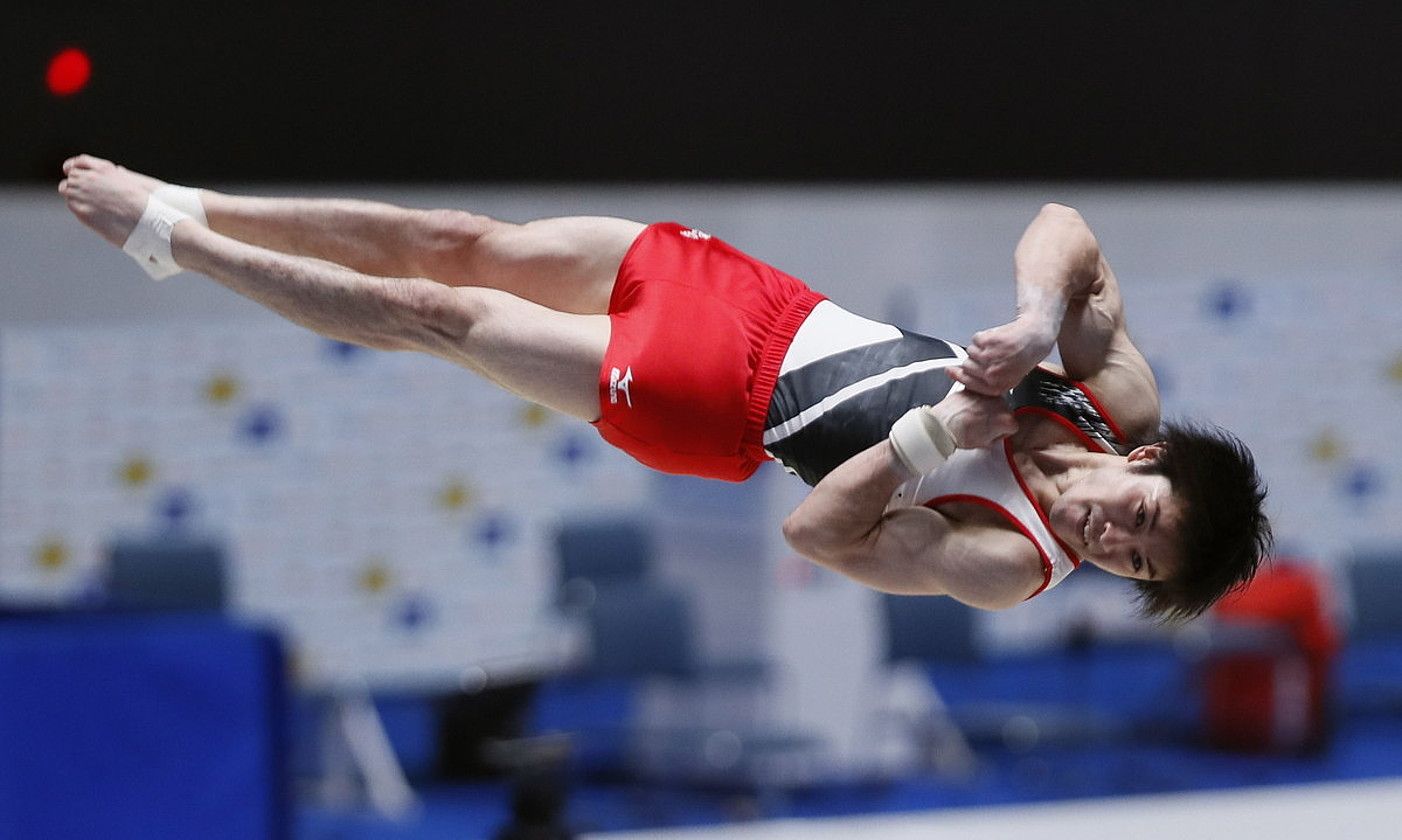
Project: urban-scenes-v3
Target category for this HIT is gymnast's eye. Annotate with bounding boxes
[1135,502,1146,528]
[1132,552,1144,574]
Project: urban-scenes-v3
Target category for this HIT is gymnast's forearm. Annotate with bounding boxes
[782,440,908,563]
[1010,204,1103,334]
[170,222,424,351]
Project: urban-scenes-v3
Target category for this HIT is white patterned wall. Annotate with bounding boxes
[0,320,649,688]
[1125,272,1402,562]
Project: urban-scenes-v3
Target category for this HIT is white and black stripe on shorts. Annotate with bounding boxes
[763,301,967,486]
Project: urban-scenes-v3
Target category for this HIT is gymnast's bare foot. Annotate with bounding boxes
[61,154,168,194]
[58,154,158,248]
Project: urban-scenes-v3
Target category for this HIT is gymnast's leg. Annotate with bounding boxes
[59,156,644,315]
[60,155,609,422]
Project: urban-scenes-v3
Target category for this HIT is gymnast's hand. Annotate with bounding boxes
[950,203,1102,396]
[931,388,1019,450]
[947,316,1055,397]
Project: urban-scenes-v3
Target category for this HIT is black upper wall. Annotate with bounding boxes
[7,1,1402,183]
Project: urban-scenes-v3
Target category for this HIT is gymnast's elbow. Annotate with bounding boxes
[782,512,860,570]
[781,511,821,559]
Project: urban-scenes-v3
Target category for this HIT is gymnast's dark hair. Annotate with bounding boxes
[1132,421,1272,621]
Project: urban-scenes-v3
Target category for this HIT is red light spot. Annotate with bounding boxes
[47,47,91,97]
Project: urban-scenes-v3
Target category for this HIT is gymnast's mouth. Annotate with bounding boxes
[1081,508,1093,550]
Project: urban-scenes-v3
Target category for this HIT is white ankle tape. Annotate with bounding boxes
[152,185,207,226]
[889,406,957,477]
[122,197,191,280]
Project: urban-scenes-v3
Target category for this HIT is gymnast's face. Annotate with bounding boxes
[1047,445,1185,582]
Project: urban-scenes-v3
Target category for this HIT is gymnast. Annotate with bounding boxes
[59,155,1270,619]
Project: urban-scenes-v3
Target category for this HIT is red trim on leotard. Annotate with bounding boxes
[913,370,1122,597]
[923,493,1054,600]
[1071,380,1127,444]
[1029,363,1128,446]
[1001,435,1083,569]
[1014,405,1100,452]
[1029,363,1128,447]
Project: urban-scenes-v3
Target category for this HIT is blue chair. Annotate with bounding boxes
[105,534,228,612]
[535,579,821,796]
[878,594,982,777]
[543,515,823,800]
[586,582,698,681]
[883,590,980,664]
[555,517,654,584]
[1344,547,1402,641]
[554,517,655,612]
[880,588,1161,763]
[1340,547,1402,716]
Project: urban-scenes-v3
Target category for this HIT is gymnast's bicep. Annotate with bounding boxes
[1057,259,1162,439]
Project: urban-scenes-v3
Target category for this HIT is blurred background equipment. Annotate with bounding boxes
[1199,560,1340,754]
[0,612,289,840]
[104,533,228,612]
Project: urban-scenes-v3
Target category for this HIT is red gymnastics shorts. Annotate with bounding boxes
[592,222,826,481]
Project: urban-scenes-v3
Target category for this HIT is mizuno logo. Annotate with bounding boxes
[679,228,712,240]
[609,366,634,407]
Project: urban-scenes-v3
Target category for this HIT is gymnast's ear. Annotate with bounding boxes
[1126,442,1167,465]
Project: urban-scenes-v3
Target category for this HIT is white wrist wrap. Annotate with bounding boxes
[121,197,191,280]
[889,406,957,477]
[152,185,208,227]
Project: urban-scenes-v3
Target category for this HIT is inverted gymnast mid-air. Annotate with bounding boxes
[60,155,1270,619]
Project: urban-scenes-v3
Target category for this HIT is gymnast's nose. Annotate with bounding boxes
[1098,521,1131,552]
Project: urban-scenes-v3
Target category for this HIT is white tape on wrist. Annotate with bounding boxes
[889,406,957,477]
[152,184,207,226]
[121,197,191,281]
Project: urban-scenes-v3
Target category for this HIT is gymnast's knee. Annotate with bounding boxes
[386,279,501,355]
[410,208,505,278]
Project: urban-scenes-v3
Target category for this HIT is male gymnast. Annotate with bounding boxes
[59,155,1270,619]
